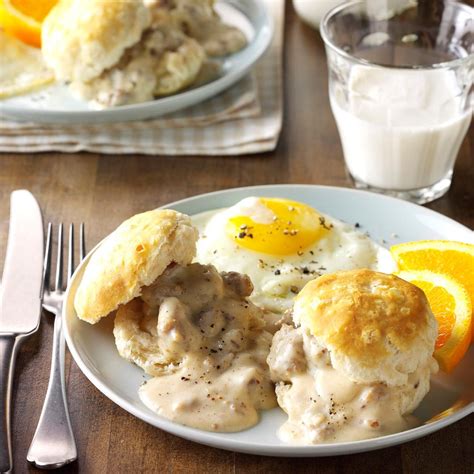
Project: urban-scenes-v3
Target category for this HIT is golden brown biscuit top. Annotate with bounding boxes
[74,208,197,324]
[294,269,434,370]
[42,0,151,82]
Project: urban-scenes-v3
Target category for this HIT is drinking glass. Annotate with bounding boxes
[321,0,473,204]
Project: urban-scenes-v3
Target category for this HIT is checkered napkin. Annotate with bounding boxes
[0,0,284,156]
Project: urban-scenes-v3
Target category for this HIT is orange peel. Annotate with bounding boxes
[397,270,472,373]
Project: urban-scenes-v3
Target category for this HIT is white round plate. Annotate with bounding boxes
[0,0,272,124]
[63,185,474,457]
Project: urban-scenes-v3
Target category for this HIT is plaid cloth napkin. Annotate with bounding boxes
[0,0,284,156]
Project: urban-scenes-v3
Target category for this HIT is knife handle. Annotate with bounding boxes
[0,335,21,474]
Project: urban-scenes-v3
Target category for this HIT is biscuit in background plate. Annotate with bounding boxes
[71,26,205,107]
[168,0,248,56]
[153,32,205,96]
[42,0,151,82]
[0,31,54,98]
[74,209,198,324]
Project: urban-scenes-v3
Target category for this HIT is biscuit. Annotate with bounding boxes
[113,263,270,375]
[294,269,438,385]
[154,35,205,96]
[42,0,151,82]
[74,209,198,324]
[113,298,176,375]
[68,26,205,107]
[168,0,247,57]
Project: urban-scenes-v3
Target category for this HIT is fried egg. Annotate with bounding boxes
[193,197,395,314]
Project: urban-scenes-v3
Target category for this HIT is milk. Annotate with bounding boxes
[330,66,472,190]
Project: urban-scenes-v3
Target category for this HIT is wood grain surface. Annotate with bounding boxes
[0,3,472,473]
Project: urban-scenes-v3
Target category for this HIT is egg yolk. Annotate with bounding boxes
[226,198,331,256]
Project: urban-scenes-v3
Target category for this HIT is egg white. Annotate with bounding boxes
[192,199,396,314]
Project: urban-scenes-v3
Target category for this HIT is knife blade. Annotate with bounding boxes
[0,190,43,473]
[0,190,44,334]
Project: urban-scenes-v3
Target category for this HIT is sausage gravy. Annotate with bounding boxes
[114,263,277,432]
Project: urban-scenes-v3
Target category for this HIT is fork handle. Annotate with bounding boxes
[0,334,22,474]
[27,314,77,469]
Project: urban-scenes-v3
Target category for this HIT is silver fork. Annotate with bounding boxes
[27,223,85,469]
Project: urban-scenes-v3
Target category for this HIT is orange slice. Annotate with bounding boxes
[0,0,57,47]
[397,270,472,373]
[391,240,474,338]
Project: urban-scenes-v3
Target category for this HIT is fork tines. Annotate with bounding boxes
[43,223,85,294]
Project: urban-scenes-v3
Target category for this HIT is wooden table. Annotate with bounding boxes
[1,4,472,473]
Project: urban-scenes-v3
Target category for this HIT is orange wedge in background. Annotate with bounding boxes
[0,0,57,47]
[391,240,474,338]
[397,270,472,373]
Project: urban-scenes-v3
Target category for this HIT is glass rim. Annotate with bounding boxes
[319,0,474,71]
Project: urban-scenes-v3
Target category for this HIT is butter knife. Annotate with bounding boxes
[0,190,43,473]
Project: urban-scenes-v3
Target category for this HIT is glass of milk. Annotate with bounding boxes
[320,1,473,204]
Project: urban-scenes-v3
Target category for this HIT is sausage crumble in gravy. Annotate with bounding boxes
[114,263,277,432]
